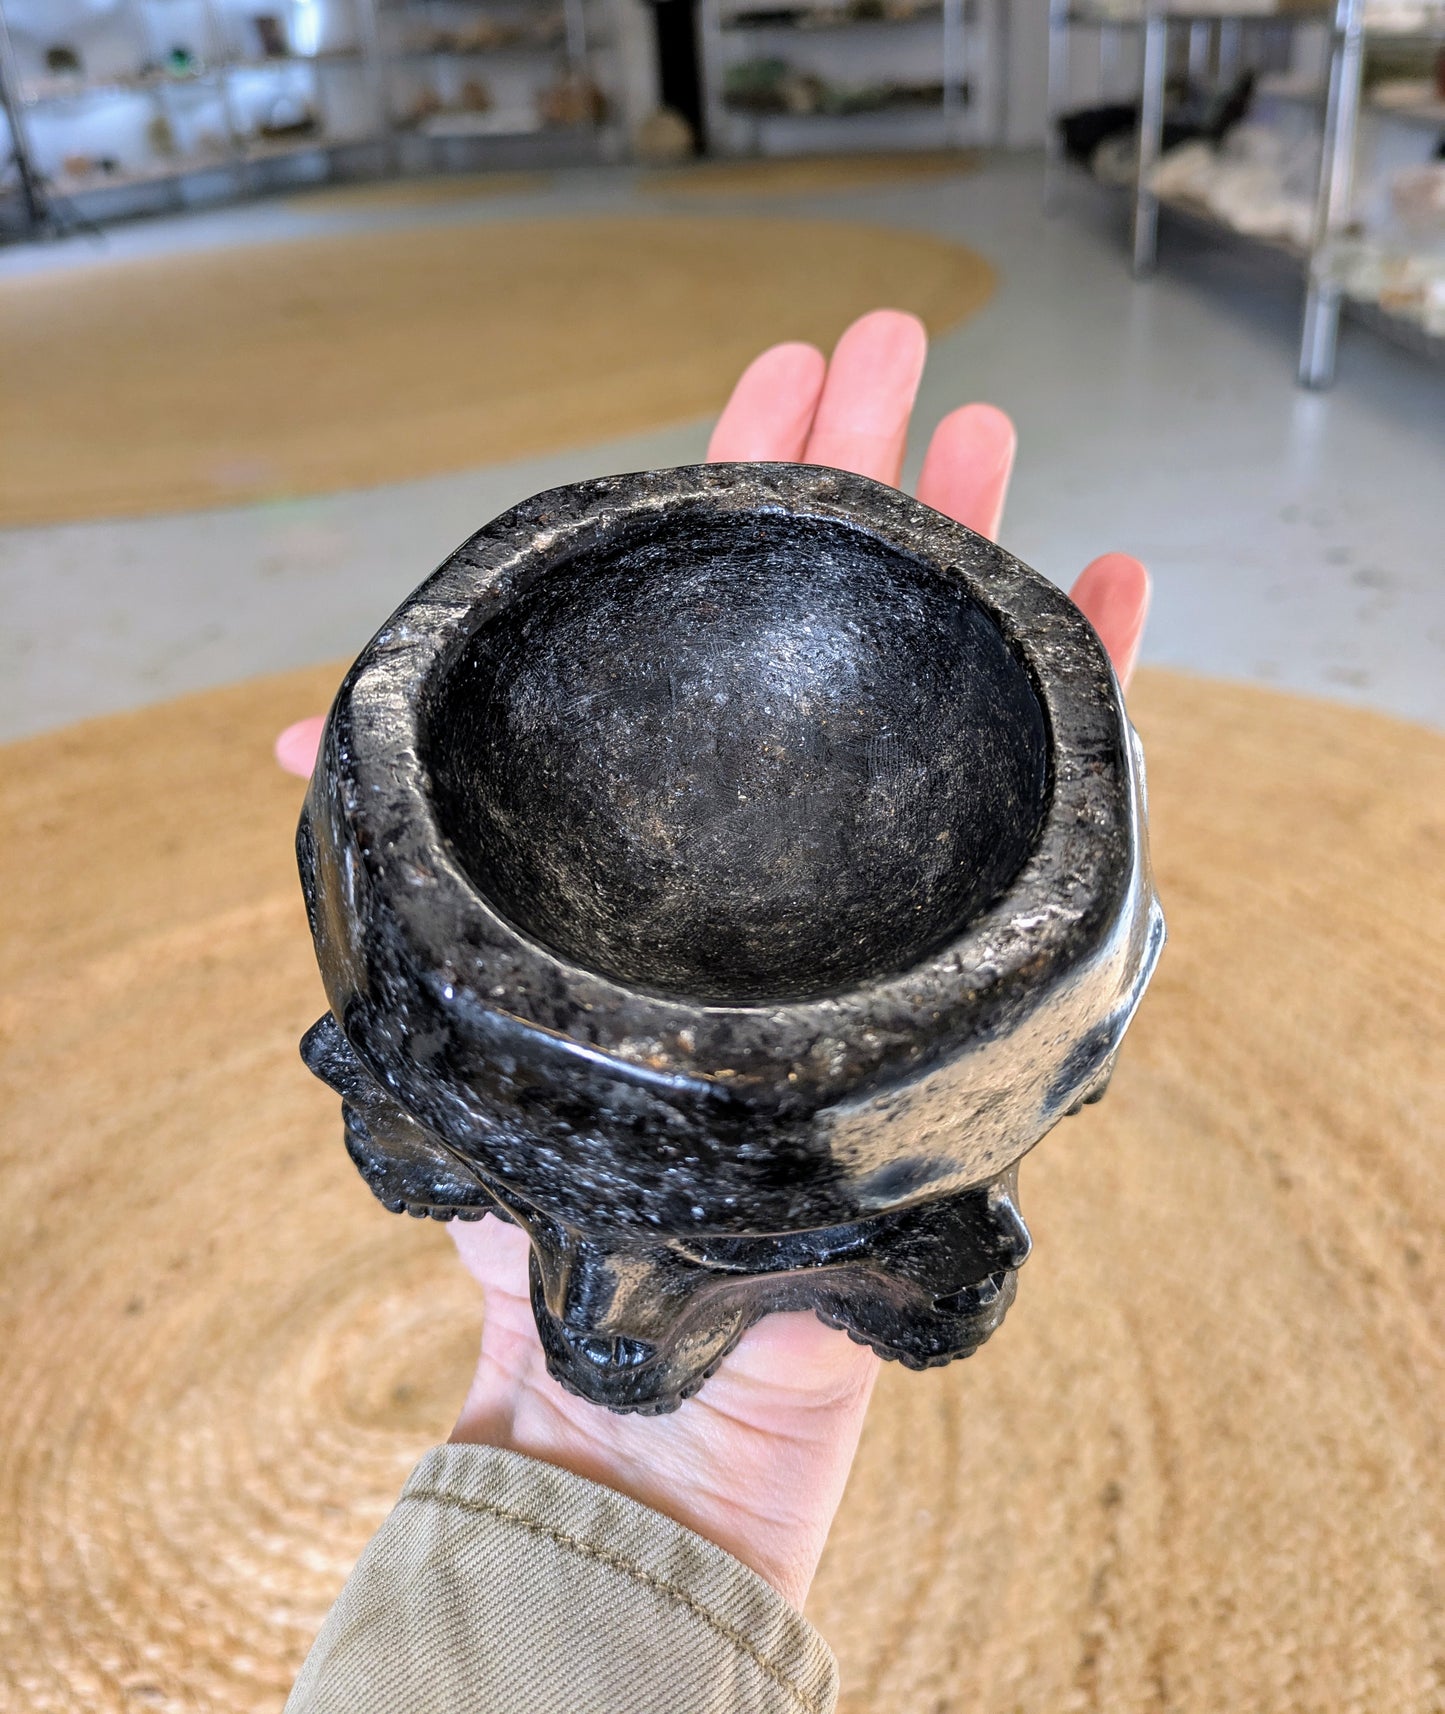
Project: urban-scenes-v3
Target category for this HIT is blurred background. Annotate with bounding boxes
[2,8,1443,1712]
[0,0,1441,738]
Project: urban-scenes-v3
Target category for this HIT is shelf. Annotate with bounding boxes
[240,133,379,161]
[719,5,945,30]
[1061,5,1144,21]
[1368,81,1445,124]
[0,0,619,235]
[46,133,380,196]
[1163,4,1330,15]
[725,91,966,116]
[230,51,370,70]
[1048,0,1444,384]
[1154,185,1310,256]
[48,155,235,196]
[1064,4,1331,24]
[239,134,327,159]
[1344,289,1445,357]
[1362,19,1445,39]
[376,0,573,8]
[21,51,371,108]
[21,69,224,105]
[390,43,566,59]
[416,110,544,136]
[1255,72,1329,99]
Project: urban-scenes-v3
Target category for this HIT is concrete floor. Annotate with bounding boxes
[2,154,1442,740]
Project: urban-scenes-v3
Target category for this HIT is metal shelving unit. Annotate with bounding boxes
[0,0,392,231]
[379,0,620,169]
[0,0,620,237]
[698,0,1007,156]
[1044,0,1445,384]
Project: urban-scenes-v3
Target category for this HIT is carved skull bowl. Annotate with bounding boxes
[298,463,1164,1411]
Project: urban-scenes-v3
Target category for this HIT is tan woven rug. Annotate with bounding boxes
[284,171,551,212]
[0,215,992,528]
[643,150,980,198]
[0,666,1440,1711]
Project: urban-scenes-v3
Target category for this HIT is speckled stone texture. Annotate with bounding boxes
[298,464,1164,1411]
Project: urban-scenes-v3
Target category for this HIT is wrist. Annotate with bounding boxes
[449,1297,877,1609]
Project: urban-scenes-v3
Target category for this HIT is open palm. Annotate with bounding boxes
[276,309,1149,1612]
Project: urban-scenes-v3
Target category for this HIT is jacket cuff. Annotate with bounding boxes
[286,1442,839,1714]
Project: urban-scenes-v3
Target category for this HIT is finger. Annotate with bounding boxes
[275,715,324,778]
[803,308,927,485]
[1069,553,1150,687]
[915,402,1016,539]
[450,1214,537,1312]
[707,341,827,463]
[724,1309,879,1407]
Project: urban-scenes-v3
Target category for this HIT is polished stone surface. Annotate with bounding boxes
[298,464,1163,1409]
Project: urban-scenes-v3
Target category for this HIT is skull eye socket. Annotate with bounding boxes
[564,1334,656,1370]
[933,1271,1008,1314]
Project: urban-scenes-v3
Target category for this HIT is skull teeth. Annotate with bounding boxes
[934,1269,1010,1314]
[566,1334,656,1370]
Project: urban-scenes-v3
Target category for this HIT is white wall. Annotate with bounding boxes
[609,0,662,133]
[1005,0,1052,145]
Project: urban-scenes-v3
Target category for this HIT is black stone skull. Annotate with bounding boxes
[298,464,1163,1412]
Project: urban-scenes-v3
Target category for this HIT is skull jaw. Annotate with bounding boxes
[320,1025,1031,1413]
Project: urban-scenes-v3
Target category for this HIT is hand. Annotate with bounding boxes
[276,310,1150,1611]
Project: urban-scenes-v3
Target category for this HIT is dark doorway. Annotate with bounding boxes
[650,0,706,154]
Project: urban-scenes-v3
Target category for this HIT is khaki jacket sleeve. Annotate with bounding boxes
[284,1443,839,1714]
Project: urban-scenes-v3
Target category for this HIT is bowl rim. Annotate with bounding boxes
[306,462,1145,1112]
